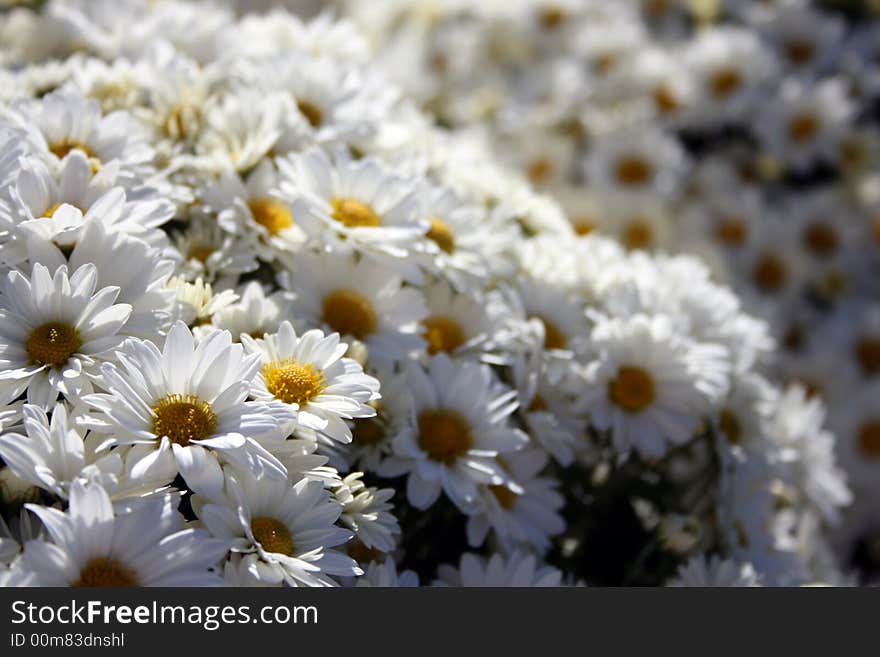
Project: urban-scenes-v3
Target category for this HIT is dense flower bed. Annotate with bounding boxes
[0,0,857,587]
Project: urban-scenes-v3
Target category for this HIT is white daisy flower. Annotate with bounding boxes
[331,472,400,553]
[208,281,292,342]
[434,552,565,587]
[582,314,730,459]
[195,89,285,174]
[283,250,428,368]
[20,480,228,587]
[10,90,154,185]
[667,554,761,587]
[466,447,565,552]
[277,146,429,271]
[355,557,419,587]
[0,262,133,408]
[0,402,176,501]
[382,354,528,513]
[683,27,776,126]
[584,125,687,200]
[200,159,306,261]
[190,464,361,587]
[169,217,259,285]
[756,78,854,172]
[241,321,380,444]
[65,221,176,340]
[766,385,851,524]
[83,321,295,482]
[418,279,510,361]
[512,352,589,466]
[416,183,520,289]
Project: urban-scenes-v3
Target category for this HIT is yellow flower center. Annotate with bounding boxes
[654,83,681,115]
[533,315,567,350]
[48,140,101,174]
[856,338,880,375]
[26,321,82,368]
[802,221,838,257]
[719,409,741,444]
[714,216,747,246]
[572,215,596,236]
[538,5,567,29]
[527,158,553,185]
[858,422,880,459]
[621,219,654,250]
[321,289,377,340]
[426,217,455,254]
[788,113,819,144]
[608,366,656,413]
[151,393,217,446]
[330,197,381,228]
[73,556,139,587]
[187,245,215,263]
[709,68,742,98]
[247,198,293,236]
[752,253,787,292]
[592,53,618,76]
[251,516,294,555]
[422,315,466,355]
[785,39,815,66]
[296,99,323,128]
[489,484,518,510]
[417,409,473,465]
[614,156,653,186]
[262,359,326,406]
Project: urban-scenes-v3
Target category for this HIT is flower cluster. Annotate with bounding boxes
[344,0,877,583]
[0,0,853,587]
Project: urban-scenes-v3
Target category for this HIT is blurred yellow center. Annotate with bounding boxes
[418,409,473,464]
[331,197,381,228]
[856,338,880,375]
[527,158,553,184]
[534,315,567,350]
[427,217,455,253]
[251,516,294,555]
[151,393,217,446]
[788,114,819,144]
[187,245,215,263]
[709,68,742,98]
[753,253,787,292]
[803,222,838,257]
[614,156,653,186]
[296,99,323,128]
[608,366,656,412]
[248,198,293,236]
[622,219,654,250]
[73,557,139,587]
[321,289,377,340]
[26,321,81,368]
[785,40,815,65]
[49,139,101,172]
[857,421,880,459]
[422,316,466,355]
[263,359,326,406]
[714,217,747,246]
